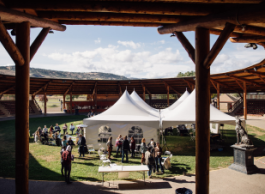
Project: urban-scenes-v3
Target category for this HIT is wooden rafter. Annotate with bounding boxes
[163,81,181,96]
[30,28,50,61]
[0,19,25,66]
[174,32,195,63]
[0,6,66,31]
[230,36,265,43]
[32,81,52,96]
[157,5,265,34]
[229,75,264,87]
[141,83,151,95]
[204,22,235,69]
[64,82,74,95]
[248,71,265,84]
[210,79,218,90]
[0,85,14,95]
[209,29,241,38]
[59,21,161,27]
[92,82,97,97]
[182,79,194,91]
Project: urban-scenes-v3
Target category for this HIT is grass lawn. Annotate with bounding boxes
[0,116,264,182]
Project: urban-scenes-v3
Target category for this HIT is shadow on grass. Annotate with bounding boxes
[118,180,172,190]
[163,177,195,184]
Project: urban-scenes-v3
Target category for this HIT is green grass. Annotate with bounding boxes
[0,116,264,182]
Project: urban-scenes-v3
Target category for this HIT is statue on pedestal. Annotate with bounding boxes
[235,118,253,146]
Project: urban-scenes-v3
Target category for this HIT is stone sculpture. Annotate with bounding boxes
[235,118,253,146]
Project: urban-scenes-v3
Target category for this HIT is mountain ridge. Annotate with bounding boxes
[0,66,132,80]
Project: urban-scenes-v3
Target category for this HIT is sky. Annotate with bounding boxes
[0,25,265,79]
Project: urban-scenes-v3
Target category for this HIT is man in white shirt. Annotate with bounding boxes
[42,125,48,133]
[70,124,75,135]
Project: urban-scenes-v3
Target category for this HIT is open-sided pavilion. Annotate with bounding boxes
[1,0,265,193]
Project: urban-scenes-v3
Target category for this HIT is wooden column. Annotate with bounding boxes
[94,89,97,113]
[44,92,47,115]
[15,21,30,194]
[217,83,220,110]
[70,92,72,114]
[167,85,169,106]
[149,94,152,105]
[63,94,65,109]
[143,86,146,101]
[243,82,247,120]
[195,27,210,194]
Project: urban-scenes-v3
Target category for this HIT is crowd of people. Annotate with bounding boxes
[106,134,164,178]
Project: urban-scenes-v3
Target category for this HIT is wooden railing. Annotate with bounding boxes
[228,98,243,113]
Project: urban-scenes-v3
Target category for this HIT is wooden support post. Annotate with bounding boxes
[217,83,220,110]
[70,92,72,114]
[44,92,47,115]
[143,86,145,101]
[30,28,50,61]
[32,95,35,100]
[167,85,169,107]
[94,89,97,113]
[63,95,65,110]
[195,27,210,194]
[149,93,152,105]
[15,21,30,194]
[243,82,247,120]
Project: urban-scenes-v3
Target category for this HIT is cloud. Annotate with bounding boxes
[117,41,142,49]
[94,38,101,44]
[46,46,185,78]
[159,40,165,44]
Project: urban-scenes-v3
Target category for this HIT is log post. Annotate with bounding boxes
[167,85,169,106]
[63,94,65,110]
[94,89,97,113]
[143,86,145,101]
[217,83,220,110]
[149,93,152,105]
[15,21,30,194]
[195,27,210,194]
[70,92,72,114]
[44,92,47,115]
[243,82,247,120]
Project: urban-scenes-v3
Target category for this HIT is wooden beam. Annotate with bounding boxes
[118,82,122,97]
[15,21,30,194]
[174,32,195,63]
[0,19,25,66]
[230,36,265,43]
[204,23,236,69]
[210,29,241,38]
[163,81,181,96]
[195,27,210,194]
[0,85,14,95]
[0,6,66,31]
[30,28,50,61]
[32,81,51,96]
[243,82,247,120]
[210,80,218,91]
[9,2,240,16]
[92,82,97,98]
[229,75,263,87]
[143,85,146,101]
[64,82,74,95]
[59,20,161,27]
[38,11,186,24]
[217,83,220,110]
[183,79,194,91]
[248,71,265,84]
[157,5,265,34]
[141,83,152,95]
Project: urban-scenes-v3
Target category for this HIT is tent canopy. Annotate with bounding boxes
[162,90,236,128]
[83,90,160,128]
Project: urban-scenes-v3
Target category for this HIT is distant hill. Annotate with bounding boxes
[0,66,132,80]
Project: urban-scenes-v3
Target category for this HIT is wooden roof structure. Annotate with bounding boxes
[0,60,264,96]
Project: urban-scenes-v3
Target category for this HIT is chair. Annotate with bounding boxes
[87,144,95,155]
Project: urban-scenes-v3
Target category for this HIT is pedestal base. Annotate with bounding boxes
[229,145,259,174]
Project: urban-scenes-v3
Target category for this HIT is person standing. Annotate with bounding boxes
[78,134,86,157]
[69,123,75,135]
[62,136,67,147]
[145,147,154,178]
[140,138,147,165]
[54,123,61,133]
[67,137,75,150]
[115,135,123,157]
[63,123,68,135]
[122,136,130,163]
[106,137,113,160]
[60,146,66,176]
[154,142,164,174]
[130,136,135,158]
[62,145,72,184]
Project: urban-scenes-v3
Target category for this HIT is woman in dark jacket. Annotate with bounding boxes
[130,136,135,158]
[122,136,130,163]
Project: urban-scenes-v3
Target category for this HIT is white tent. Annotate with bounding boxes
[130,90,159,116]
[162,90,236,128]
[161,90,190,116]
[83,90,160,150]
